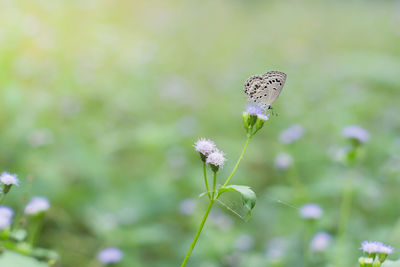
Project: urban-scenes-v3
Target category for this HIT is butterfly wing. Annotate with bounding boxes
[244,71,287,109]
[258,71,286,106]
[244,75,264,102]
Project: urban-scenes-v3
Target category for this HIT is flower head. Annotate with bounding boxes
[206,149,226,171]
[0,172,19,186]
[279,124,304,144]
[24,196,50,215]
[342,125,370,143]
[257,113,269,121]
[194,138,216,157]
[97,247,123,264]
[299,203,323,219]
[274,152,293,170]
[246,105,263,115]
[310,232,332,252]
[361,241,394,255]
[378,243,394,255]
[0,206,13,230]
[361,241,380,254]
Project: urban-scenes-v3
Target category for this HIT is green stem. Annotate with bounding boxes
[338,178,353,238]
[222,136,251,188]
[0,194,6,205]
[203,162,211,199]
[181,200,214,267]
[212,172,217,200]
[28,214,43,246]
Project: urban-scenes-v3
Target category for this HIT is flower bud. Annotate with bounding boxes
[248,114,257,128]
[359,257,366,266]
[254,114,269,133]
[364,257,373,267]
[242,112,250,131]
[206,150,226,173]
[373,259,381,267]
[378,253,387,263]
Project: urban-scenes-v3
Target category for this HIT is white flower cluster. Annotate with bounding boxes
[361,241,394,255]
[0,206,13,230]
[24,197,50,215]
[0,172,19,186]
[299,203,323,219]
[194,138,226,169]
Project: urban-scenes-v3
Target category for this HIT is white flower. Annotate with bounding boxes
[193,138,216,156]
[342,125,370,143]
[206,150,226,168]
[97,247,123,264]
[378,243,394,255]
[0,206,13,230]
[279,124,304,144]
[310,232,332,252]
[274,153,293,170]
[24,197,50,215]
[299,203,323,219]
[257,114,269,121]
[361,241,394,255]
[0,172,19,186]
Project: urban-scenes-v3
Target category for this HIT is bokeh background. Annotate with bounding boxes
[1,0,400,266]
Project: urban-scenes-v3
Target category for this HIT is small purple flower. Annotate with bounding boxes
[274,153,293,170]
[378,243,394,255]
[194,138,216,156]
[279,124,304,144]
[361,241,394,255]
[24,196,50,215]
[97,247,123,264]
[361,241,379,254]
[246,105,263,115]
[310,232,332,252]
[0,206,13,230]
[342,125,370,143]
[299,203,323,219]
[206,149,226,168]
[0,172,19,186]
[257,113,269,121]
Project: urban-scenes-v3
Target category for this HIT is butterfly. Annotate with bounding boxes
[244,71,287,110]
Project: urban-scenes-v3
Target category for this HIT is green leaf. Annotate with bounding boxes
[0,251,49,267]
[11,229,27,242]
[199,192,208,198]
[218,185,256,221]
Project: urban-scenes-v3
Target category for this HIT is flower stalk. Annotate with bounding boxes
[181,105,269,266]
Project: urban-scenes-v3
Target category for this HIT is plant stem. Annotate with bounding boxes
[28,213,43,246]
[203,162,211,199]
[338,177,353,238]
[0,194,5,205]
[181,199,214,267]
[222,136,251,188]
[182,135,253,266]
[212,172,217,199]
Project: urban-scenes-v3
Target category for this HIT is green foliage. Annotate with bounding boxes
[0,251,49,267]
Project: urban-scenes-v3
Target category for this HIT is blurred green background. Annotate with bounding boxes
[1,0,400,266]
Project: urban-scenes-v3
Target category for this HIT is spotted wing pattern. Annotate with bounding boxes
[244,71,287,109]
